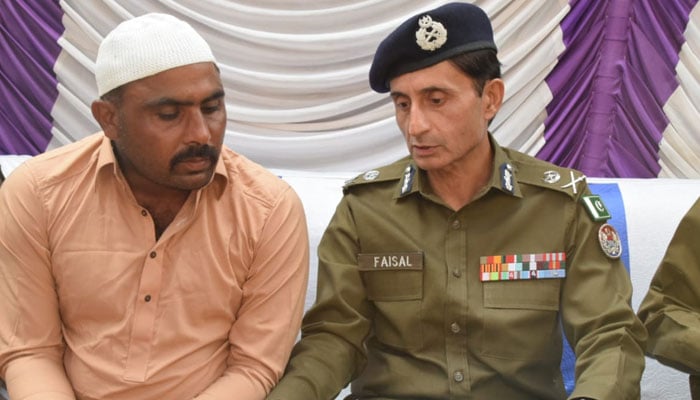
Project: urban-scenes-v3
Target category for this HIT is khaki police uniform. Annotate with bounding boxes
[268,137,646,400]
[638,197,700,376]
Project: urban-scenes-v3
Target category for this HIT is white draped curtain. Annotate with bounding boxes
[50,0,570,172]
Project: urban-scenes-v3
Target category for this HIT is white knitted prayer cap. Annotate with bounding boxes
[95,13,216,97]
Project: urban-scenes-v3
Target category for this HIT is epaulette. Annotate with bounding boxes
[503,149,611,222]
[504,149,587,200]
[343,157,409,191]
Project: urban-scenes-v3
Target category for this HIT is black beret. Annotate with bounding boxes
[369,2,497,93]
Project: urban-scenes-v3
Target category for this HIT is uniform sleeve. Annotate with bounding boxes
[562,187,647,400]
[195,186,309,400]
[0,163,76,399]
[267,196,371,400]
[637,197,700,374]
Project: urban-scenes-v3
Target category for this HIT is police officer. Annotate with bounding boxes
[638,197,700,399]
[268,3,645,399]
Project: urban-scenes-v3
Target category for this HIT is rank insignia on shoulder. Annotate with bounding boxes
[598,223,622,259]
[561,171,586,194]
[363,170,380,181]
[543,170,561,184]
[582,194,611,221]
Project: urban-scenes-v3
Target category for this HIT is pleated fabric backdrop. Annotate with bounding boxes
[2,1,700,399]
[1,0,699,177]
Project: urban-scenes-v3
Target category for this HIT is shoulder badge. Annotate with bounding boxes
[543,170,561,184]
[363,170,380,181]
[581,194,611,222]
[343,157,411,191]
[560,171,587,194]
[598,223,622,259]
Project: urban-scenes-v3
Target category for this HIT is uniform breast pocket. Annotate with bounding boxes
[362,269,424,350]
[481,279,562,360]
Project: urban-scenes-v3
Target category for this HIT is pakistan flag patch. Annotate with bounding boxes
[581,194,611,222]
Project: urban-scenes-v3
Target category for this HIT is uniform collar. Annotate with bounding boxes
[395,134,523,200]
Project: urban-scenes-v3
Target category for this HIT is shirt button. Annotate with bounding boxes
[451,220,461,230]
[141,209,148,216]
[144,295,152,302]
[453,370,464,382]
[450,322,461,333]
[452,269,462,278]
[150,251,157,258]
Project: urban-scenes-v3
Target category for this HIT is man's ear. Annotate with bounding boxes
[482,78,504,121]
[91,100,119,140]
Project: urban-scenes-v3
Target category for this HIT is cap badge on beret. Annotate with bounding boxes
[415,15,447,51]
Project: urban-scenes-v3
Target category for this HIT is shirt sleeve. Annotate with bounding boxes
[195,185,309,400]
[637,197,700,375]
[562,187,647,400]
[267,196,369,400]
[0,163,76,399]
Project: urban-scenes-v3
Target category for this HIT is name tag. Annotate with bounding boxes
[480,252,566,282]
[358,252,423,271]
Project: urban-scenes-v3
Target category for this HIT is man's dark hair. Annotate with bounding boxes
[449,49,501,95]
[101,85,124,105]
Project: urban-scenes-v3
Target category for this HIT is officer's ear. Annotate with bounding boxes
[482,78,504,121]
[91,99,120,140]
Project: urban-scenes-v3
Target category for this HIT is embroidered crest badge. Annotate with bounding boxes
[598,223,622,259]
[415,15,447,51]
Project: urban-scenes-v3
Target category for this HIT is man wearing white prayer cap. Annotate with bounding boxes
[0,13,309,400]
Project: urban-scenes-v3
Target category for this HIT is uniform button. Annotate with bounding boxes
[144,295,152,302]
[452,269,462,278]
[150,251,157,258]
[451,220,461,230]
[450,322,461,333]
[453,370,464,382]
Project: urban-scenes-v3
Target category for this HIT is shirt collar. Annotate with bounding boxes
[95,134,228,199]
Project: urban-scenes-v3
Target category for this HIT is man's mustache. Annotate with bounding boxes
[170,145,219,169]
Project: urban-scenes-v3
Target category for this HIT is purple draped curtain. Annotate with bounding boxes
[1,0,698,177]
[541,0,697,177]
[0,0,63,155]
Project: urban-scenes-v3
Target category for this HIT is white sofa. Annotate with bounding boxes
[2,156,699,399]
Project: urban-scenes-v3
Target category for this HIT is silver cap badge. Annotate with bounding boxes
[415,15,447,51]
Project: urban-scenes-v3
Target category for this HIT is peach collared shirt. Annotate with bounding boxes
[0,134,309,400]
